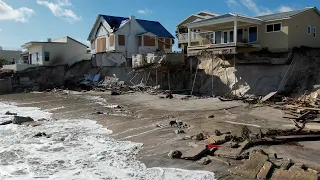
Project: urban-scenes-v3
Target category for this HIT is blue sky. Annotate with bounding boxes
[0,0,319,50]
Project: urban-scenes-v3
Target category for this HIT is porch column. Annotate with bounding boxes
[188,28,191,46]
[234,19,238,45]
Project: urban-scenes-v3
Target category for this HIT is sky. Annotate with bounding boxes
[0,0,320,51]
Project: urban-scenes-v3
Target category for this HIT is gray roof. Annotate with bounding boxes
[255,7,315,21]
[187,14,234,25]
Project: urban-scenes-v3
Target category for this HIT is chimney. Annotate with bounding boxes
[47,38,52,42]
[129,15,135,20]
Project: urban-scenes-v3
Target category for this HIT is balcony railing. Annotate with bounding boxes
[178,32,201,43]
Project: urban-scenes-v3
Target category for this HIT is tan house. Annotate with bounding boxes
[176,11,219,53]
[178,7,320,55]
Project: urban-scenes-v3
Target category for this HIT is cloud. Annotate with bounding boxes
[278,5,294,13]
[37,0,81,23]
[137,8,152,14]
[227,0,294,16]
[0,0,34,22]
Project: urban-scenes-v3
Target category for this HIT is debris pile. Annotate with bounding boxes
[169,124,320,179]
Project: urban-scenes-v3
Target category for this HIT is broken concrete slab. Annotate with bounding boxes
[272,169,319,180]
[257,161,273,179]
[13,116,34,125]
[181,146,209,161]
[197,157,212,165]
[229,151,269,179]
[215,140,249,159]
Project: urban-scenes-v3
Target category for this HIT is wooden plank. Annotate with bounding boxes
[260,91,277,103]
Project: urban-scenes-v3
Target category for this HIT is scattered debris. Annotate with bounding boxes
[168,150,182,159]
[257,161,273,179]
[166,92,173,99]
[181,146,209,161]
[169,120,177,127]
[33,132,49,138]
[111,90,121,95]
[92,111,104,115]
[0,120,13,125]
[13,116,34,125]
[196,157,212,165]
[260,91,277,103]
[272,169,318,180]
[229,150,269,179]
[174,129,185,134]
[192,133,205,141]
[207,115,215,118]
[214,129,222,136]
[5,111,17,115]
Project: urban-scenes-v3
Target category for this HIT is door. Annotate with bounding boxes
[29,54,32,64]
[248,27,258,43]
[215,31,222,44]
[223,31,228,43]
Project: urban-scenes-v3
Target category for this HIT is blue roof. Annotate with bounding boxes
[101,15,174,39]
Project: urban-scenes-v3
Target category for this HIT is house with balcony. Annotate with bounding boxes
[178,7,320,56]
[177,11,219,53]
[87,14,175,67]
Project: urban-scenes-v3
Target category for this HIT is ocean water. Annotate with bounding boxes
[0,102,216,180]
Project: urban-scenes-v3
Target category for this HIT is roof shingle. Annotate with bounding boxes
[255,7,314,21]
[101,15,174,39]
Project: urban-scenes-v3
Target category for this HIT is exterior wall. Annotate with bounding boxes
[41,38,87,66]
[29,45,44,65]
[114,18,145,58]
[0,78,12,95]
[0,50,21,64]
[2,64,40,71]
[288,10,320,49]
[258,20,289,52]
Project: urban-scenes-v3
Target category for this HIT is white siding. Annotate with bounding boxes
[29,45,43,65]
[115,18,145,58]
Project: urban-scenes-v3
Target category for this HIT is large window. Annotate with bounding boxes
[223,32,228,43]
[266,23,282,32]
[205,33,213,39]
[313,27,317,38]
[248,27,258,43]
[144,35,155,46]
[36,52,39,62]
[44,52,50,61]
[118,35,125,46]
[230,31,234,42]
[215,31,222,44]
[237,29,243,42]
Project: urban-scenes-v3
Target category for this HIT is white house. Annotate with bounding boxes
[21,36,88,66]
[88,15,175,59]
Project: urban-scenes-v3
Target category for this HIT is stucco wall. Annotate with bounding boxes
[258,20,289,52]
[41,38,87,66]
[29,45,44,65]
[288,10,320,49]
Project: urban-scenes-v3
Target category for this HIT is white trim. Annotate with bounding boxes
[265,22,282,33]
[176,14,206,27]
[197,11,220,17]
[313,27,317,38]
[308,25,312,35]
[248,26,258,43]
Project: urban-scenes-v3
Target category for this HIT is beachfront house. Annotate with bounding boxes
[177,7,320,55]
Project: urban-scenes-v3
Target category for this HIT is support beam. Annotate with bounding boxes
[234,19,238,45]
[188,28,192,46]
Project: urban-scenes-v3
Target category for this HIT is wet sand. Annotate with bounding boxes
[1,91,320,179]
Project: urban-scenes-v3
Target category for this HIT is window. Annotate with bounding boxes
[205,33,213,39]
[158,38,164,50]
[223,32,228,43]
[308,26,311,35]
[215,31,222,44]
[313,27,316,38]
[165,38,171,49]
[237,29,243,42]
[44,52,50,61]
[266,23,282,32]
[144,35,155,46]
[230,31,234,42]
[248,26,258,43]
[118,35,125,46]
[36,52,39,61]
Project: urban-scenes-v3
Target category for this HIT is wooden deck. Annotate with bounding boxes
[187,42,262,55]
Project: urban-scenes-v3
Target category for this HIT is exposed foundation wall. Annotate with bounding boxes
[187,49,320,97]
